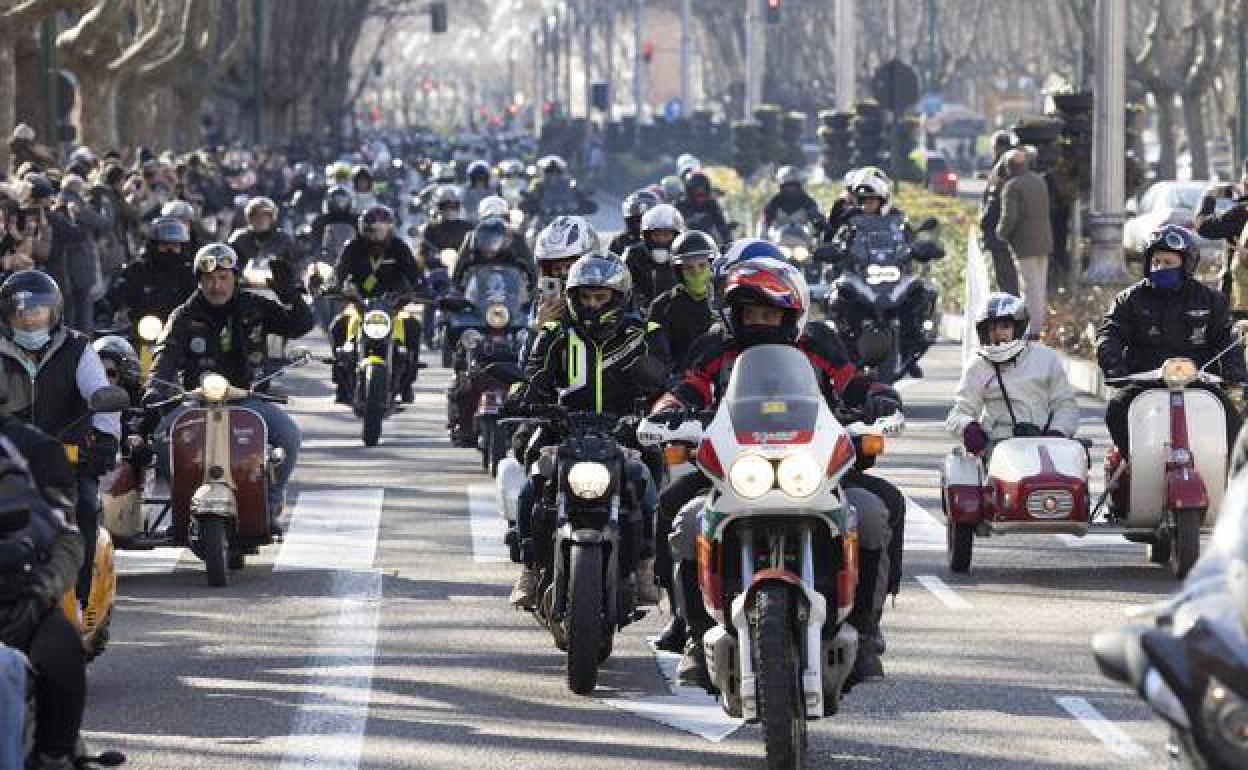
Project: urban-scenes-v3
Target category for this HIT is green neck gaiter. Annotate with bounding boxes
[682,266,711,300]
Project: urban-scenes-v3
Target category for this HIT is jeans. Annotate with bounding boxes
[156,396,301,514]
[76,474,98,606]
[28,610,86,757]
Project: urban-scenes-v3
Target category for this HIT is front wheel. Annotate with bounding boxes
[565,545,605,695]
[1171,508,1203,579]
[198,516,229,587]
[753,583,806,770]
[947,519,975,573]
[362,363,389,447]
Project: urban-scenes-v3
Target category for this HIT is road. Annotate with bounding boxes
[80,336,1176,769]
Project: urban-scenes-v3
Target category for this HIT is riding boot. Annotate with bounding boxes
[674,559,716,692]
[654,603,688,653]
[843,546,885,692]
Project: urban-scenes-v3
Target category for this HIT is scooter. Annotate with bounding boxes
[636,344,904,770]
[942,432,1092,573]
[136,352,310,585]
[1091,466,1248,770]
[1102,354,1235,579]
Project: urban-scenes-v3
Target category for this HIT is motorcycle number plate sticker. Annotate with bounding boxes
[760,400,787,414]
[190,337,207,354]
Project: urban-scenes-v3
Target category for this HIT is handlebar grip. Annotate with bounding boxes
[255,393,289,404]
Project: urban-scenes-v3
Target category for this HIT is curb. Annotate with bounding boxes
[939,313,1110,401]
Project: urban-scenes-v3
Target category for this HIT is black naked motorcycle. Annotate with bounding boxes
[825,215,944,383]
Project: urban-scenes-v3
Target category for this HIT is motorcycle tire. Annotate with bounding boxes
[479,417,494,472]
[229,550,246,571]
[1171,508,1203,579]
[947,519,975,573]
[1147,534,1171,565]
[199,516,229,587]
[362,364,389,447]
[490,424,508,478]
[441,343,453,370]
[753,583,807,770]
[565,545,604,695]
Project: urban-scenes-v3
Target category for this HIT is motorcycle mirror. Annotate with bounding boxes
[916,217,939,233]
[1091,627,1149,689]
[483,361,525,385]
[89,385,131,413]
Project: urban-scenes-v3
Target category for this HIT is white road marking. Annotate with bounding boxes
[115,548,185,575]
[468,483,509,563]
[915,575,972,609]
[601,639,743,742]
[1056,696,1150,760]
[274,488,385,770]
[893,377,921,390]
[1057,533,1141,549]
[904,496,947,552]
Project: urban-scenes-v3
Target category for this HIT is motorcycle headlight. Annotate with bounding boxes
[1204,677,1248,765]
[460,328,484,350]
[791,246,810,262]
[362,310,392,339]
[776,453,821,498]
[201,373,230,402]
[485,303,510,329]
[137,315,164,342]
[729,454,774,499]
[567,461,611,499]
[1162,357,1198,388]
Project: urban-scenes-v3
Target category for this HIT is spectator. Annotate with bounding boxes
[55,175,108,332]
[1195,159,1248,314]
[996,148,1054,336]
[979,131,1020,295]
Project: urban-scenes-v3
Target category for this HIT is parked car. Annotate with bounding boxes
[1122,180,1232,264]
[923,153,958,196]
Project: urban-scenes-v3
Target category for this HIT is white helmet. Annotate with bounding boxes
[161,200,196,222]
[776,165,804,186]
[851,167,891,203]
[676,153,701,175]
[974,292,1029,363]
[535,216,600,263]
[477,195,510,221]
[641,203,684,234]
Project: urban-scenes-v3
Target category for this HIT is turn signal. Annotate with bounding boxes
[664,445,691,465]
[859,434,885,457]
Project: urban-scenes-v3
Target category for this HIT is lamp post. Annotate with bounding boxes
[1083,0,1129,284]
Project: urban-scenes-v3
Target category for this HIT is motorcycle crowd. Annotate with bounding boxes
[0,126,1245,770]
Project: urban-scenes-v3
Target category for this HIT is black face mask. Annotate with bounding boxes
[738,323,794,348]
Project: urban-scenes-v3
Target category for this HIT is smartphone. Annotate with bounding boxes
[540,276,561,301]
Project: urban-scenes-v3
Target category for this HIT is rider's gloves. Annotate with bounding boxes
[1104,365,1130,380]
[83,428,119,476]
[864,392,902,421]
[650,409,686,430]
[962,422,989,454]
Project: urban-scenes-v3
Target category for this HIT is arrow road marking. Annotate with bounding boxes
[1056,696,1150,760]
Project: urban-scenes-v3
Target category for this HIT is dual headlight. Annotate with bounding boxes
[567,461,611,499]
[361,310,392,340]
[728,453,822,499]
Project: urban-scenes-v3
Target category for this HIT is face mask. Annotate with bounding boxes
[12,328,50,351]
[1149,266,1183,291]
[650,248,670,264]
[739,323,792,348]
[682,266,711,299]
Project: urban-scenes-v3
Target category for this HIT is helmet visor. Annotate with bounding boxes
[193,250,238,274]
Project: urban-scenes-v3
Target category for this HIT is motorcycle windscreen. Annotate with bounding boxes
[850,219,908,266]
[462,264,532,323]
[723,345,822,445]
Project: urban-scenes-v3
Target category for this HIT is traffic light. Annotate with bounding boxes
[765,0,781,24]
[430,2,447,34]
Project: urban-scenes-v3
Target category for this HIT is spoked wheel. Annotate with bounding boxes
[1170,508,1203,579]
[752,583,806,770]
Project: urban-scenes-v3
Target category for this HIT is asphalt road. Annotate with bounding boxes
[80,335,1178,770]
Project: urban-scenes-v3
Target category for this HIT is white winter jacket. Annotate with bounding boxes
[945,343,1079,442]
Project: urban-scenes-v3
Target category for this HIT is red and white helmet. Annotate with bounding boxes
[718,239,809,345]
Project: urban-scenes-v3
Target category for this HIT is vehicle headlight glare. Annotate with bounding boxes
[362,310,392,339]
[137,315,164,342]
[485,304,510,328]
[1205,677,1248,758]
[201,373,230,402]
[776,453,821,498]
[730,454,775,499]
[567,461,611,499]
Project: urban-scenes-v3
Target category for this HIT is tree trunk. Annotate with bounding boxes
[75,71,119,151]
[1155,90,1178,180]
[1182,91,1209,180]
[0,41,15,170]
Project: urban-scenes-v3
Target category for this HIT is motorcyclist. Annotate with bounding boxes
[519,155,597,222]
[106,216,199,327]
[608,189,660,257]
[351,164,379,212]
[1096,224,1245,458]
[0,270,120,608]
[649,241,904,688]
[159,199,206,253]
[648,230,716,369]
[474,195,533,267]
[823,166,891,240]
[527,216,600,335]
[623,203,685,312]
[227,196,300,275]
[146,244,313,522]
[675,171,731,246]
[759,165,825,236]
[451,216,536,291]
[288,165,326,224]
[310,185,357,263]
[507,253,672,609]
[946,292,1079,453]
[330,205,426,404]
[1195,161,1248,312]
[461,160,496,225]
[93,335,144,448]
[0,437,87,770]
[419,186,474,270]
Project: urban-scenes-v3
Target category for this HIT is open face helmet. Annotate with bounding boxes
[974,292,1029,363]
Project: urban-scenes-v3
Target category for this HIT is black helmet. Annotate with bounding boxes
[93,335,141,389]
[671,230,718,267]
[565,254,633,340]
[684,172,711,196]
[473,217,511,259]
[467,160,491,185]
[149,216,190,245]
[352,164,373,185]
[326,185,353,215]
[0,269,63,334]
[1142,224,1199,277]
[358,205,395,242]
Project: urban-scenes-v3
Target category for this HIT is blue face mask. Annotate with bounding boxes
[12,328,50,351]
[1149,267,1184,291]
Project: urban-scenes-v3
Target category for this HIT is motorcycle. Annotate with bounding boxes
[941,432,1092,573]
[1101,354,1236,579]
[768,221,830,318]
[438,263,532,469]
[331,288,427,447]
[424,247,455,354]
[522,177,597,246]
[131,352,310,585]
[1091,466,1248,770]
[636,344,904,769]
[826,215,944,383]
